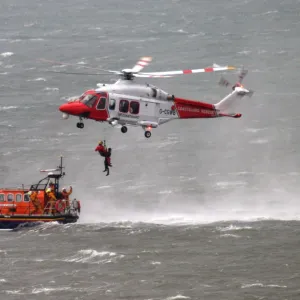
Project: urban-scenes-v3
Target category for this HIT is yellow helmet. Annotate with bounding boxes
[27,191,32,195]
[46,188,51,193]
[99,140,103,145]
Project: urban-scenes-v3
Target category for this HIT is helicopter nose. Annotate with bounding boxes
[59,103,71,113]
[59,102,88,116]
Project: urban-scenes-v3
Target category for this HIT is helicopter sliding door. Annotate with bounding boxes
[139,99,160,122]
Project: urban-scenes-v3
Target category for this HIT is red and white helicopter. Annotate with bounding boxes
[45,57,253,138]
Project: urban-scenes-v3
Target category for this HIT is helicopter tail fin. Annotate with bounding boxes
[214,86,253,117]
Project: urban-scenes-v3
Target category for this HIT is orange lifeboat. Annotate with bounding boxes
[0,156,80,230]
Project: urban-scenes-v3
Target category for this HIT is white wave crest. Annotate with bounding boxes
[27,77,47,82]
[32,287,71,294]
[220,233,241,238]
[0,106,17,111]
[1,52,14,57]
[44,87,59,91]
[166,295,190,300]
[242,283,287,288]
[217,224,253,231]
[63,249,123,264]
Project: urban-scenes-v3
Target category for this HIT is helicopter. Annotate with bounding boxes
[43,57,253,138]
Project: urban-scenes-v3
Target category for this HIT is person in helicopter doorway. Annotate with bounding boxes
[103,148,112,176]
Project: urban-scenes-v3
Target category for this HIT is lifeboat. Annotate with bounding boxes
[0,156,80,230]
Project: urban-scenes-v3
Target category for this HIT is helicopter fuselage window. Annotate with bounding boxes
[119,100,129,113]
[129,101,139,114]
[109,99,116,110]
[96,97,106,110]
[83,94,97,108]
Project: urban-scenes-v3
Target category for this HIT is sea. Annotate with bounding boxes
[1,0,300,299]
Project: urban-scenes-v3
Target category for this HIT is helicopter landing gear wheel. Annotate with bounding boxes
[76,122,84,129]
[121,126,127,133]
[145,131,151,138]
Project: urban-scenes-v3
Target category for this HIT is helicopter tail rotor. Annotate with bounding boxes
[219,66,248,88]
[219,66,254,97]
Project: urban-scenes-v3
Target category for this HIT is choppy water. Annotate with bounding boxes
[1,0,300,299]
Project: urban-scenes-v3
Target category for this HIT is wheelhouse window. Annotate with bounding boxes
[130,101,139,114]
[7,194,14,202]
[109,99,116,110]
[24,194,30,202]
[0,194,4,202]
[119,100,129,113]
[96,97,106,110]
[82,94,97,108]
[16,194,22,202]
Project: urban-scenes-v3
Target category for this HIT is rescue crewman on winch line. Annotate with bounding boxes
[46,187,57,215]
[27,191,42,214]
[103,148,112,176]
[95,140,113,176]
[95,140,107,155]
[61,186,72,209]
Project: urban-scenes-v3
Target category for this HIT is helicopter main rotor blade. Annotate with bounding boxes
[44,70,114,76]
[130,56,152,73]
[134,73,173,78]
[39,58,118,74]
[139,65,235,76]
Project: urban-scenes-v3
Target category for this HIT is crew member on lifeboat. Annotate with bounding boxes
[46,187,57,215]
[27,191,42,214]
[61,186,72,209]
[49,181,55,191]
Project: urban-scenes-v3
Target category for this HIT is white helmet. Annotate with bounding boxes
[27,191,32,195]
[62,187,67,192]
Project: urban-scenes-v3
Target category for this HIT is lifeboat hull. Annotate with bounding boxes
[0,214,79,230]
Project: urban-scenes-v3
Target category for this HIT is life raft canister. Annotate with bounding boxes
[55,200,66,213]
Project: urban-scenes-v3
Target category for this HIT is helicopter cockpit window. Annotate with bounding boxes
[119,100,129,113]
[0,194,4,202]
[109,99,116,110]
[129,101,139,114]
[82,94,97,108]
[96,97,106,110]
